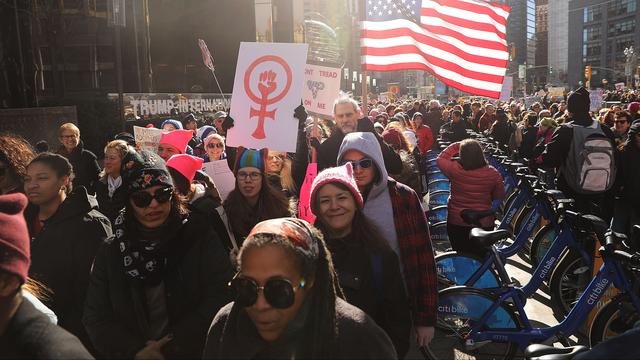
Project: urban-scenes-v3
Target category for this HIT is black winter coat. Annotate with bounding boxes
[57,142,100,194]
[540,115,616,215]
[0,298,93,359]
[83,212,235,359]
[442,120,470,143]
[326,234,411,358]
[203,298,398,359]
[25,187,112,347]
[95,176,128,224]
[317,118,403,173]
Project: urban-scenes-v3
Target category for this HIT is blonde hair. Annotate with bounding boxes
[204,133,225,149]
[100,140,130,177]
[58,122,80,137]
[269,151,296,194]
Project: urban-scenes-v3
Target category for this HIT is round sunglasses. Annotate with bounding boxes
[130,187,173,208]
[207,142,224,149]
[229,275,305,309]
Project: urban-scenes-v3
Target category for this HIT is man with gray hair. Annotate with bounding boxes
[316,95,402,173]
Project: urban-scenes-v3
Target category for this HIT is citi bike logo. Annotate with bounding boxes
[587,278,610,305]
[504,207,518,223]
[438,304,469,314]
[437,265,456,274]
[539,256,557,279]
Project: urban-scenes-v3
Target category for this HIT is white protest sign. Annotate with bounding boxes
[615,82,625,90]
[133,126,163,152]
[589,88,604,112]
[303,64,341,117]
[202,160,236,201]
[499,76,513,101]
[227,42,308,153]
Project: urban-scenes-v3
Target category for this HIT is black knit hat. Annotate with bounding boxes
[121,150,173,192]
[567,87,590,115]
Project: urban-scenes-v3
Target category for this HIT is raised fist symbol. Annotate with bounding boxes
[258,70,277,96]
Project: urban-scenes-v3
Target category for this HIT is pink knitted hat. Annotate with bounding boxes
[166,154,204,182]
[310,163,363,213]
[158,129,192,153]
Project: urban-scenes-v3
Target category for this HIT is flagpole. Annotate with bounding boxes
[210,68,228,108]
[362,70,368,115]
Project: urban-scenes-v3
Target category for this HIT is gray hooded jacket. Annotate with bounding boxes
[337,132,401,263]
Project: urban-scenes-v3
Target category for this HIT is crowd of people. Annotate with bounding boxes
[0,86,639,359]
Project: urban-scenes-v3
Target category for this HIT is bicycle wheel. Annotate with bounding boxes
[425,287,521,360]
[530,224,557,267]
[549,250,592,321]
[436,252,501,290]
[589,294,640,347]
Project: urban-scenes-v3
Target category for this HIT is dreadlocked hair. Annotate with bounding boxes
[238,226,343,359]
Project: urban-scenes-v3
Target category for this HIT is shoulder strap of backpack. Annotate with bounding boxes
[370,253,384,305]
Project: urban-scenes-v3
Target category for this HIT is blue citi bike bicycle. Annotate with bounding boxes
[424,216,640,360]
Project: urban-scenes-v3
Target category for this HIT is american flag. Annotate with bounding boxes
[361,0,511,99]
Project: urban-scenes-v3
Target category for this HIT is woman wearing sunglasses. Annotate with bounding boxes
[337,132,437,349]
[83,150,234,359]
[203,218,397,359]
[310,164,411,358]
[23,153,112,349]
[203,133,227,162]
[222,147,290,248]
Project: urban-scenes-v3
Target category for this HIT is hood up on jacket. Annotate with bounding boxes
[336,132,389,201]
[336,132,401,260]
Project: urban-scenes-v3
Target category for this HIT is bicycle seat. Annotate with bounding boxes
[461,209,495,226]
[469,228,511,247]
[580,214,609,237]
[525,344,589,360]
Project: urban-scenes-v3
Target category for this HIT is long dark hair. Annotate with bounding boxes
[313,182,391,253]
[224,174,289,240]
[0,134,36,193]
[238,226,342,358]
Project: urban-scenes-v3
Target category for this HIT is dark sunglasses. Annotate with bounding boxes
[130,187,173,208]
[229,275,305,309]
[207,142,224,149]
[340,158,373,169]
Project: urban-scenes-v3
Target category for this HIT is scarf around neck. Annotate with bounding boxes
[107,176,122,198]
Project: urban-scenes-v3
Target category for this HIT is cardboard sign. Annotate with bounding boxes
[548,87,565,97]
[227,42,308,153]
[303,64,341,117]
[202,160,236,201]
[133,126,163,152]
[589,88,604,112]
[499,76,513,101]
[297,163,318,224]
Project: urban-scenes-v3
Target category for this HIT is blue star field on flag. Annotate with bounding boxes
[365,0,421,24]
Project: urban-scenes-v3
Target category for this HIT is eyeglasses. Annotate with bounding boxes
[268,155,284,161]
[340,158,373,169]
[237,172,262,181]
[130,187,173,208]
[60,134,78,139]
[207,142,224,149]
[229,275,305,309]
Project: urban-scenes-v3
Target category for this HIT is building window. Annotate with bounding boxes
[608,19,635,37]
[583,26,601,42]
[608,0,636,17]
[583,44,602,57]
[583,5,603,22]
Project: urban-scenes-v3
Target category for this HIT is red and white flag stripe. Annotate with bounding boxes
[361,0,511,99]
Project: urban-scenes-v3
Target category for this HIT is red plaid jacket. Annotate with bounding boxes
[388,179,437,326]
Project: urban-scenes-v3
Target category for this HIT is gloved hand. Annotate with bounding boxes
[309,137,321,150]
[222,115,234,132]
[357,116,376,133]
[294,103,308,127]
